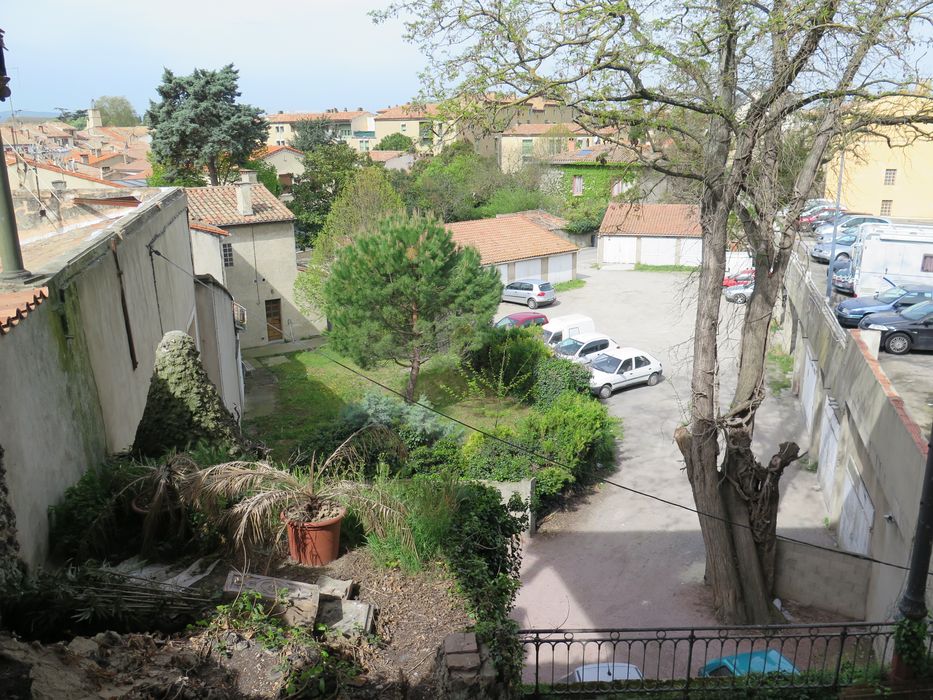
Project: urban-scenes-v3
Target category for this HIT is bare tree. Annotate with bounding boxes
[379,0,933,622]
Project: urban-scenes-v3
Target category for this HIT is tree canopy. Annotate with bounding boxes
[375,132,415,151]
[323,214,502,401]
[295,167,403,313]
[146,64,268,186]
[94,96,141,126]
[290,118,336,151]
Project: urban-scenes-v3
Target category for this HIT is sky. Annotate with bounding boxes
[2,0,426,117]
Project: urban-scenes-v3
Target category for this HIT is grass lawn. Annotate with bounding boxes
[245,346,532,460]
[553,278,586,292]
[633,263,699,273]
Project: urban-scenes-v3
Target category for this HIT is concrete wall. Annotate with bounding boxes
[190,230,225,285]
[774,539,870,619]
[222,220,318,348]
[195,278,244,421]
[263,149,305,178]
[783,253,930,622]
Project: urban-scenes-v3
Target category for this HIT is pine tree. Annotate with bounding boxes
[323,214,502,401]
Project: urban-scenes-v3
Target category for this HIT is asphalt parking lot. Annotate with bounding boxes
[505,249,834,631]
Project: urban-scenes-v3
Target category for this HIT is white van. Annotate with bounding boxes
[540,314,596,346]
[561,663,644,685]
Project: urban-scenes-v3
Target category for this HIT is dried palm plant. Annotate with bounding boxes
[185,425,413,561]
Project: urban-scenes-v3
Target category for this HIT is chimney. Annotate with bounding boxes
[86,107,102,131]
[236,170,258,216]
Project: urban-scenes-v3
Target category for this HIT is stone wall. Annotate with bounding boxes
[773,539,870,619]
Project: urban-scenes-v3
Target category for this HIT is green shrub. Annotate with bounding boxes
[533,356,592,404]
[466,327,550,401]
[342,391,460,449]
[296,413,368,462]
[404,436,464,476]
[475,187,555,218]
[460,429,538,484]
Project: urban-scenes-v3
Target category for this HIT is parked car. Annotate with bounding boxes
[494,311,549,329]
[554,332,620,365]
[589,348,663,398]
[501,278,556,309]
[810,233,857,263]
[723,269,755,287]
[798,206,846,231]
[835,285,933,327]
[698,650,799,678]
[858,299,933,354]
[814,214,888,240]
[832,263,855,295]
[561,663,644,685]
[540,314,596,347]
[724,282,754,304]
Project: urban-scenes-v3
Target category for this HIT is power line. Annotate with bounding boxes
[313,349,922,577]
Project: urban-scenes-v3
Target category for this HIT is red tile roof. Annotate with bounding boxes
[498,210,568,231]
[367,150,404,162]
[265,111,370,124]
[185,184,295,227]
[375,104,440,121]
[0,287,49,335]
[88,151,126,166]
[446,214,578,266]
[256,144,304,158]
[599,203,701,237]
[6,154,128,188]
[189,221,230,237]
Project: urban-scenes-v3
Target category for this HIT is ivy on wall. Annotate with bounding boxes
[556,163,638,234]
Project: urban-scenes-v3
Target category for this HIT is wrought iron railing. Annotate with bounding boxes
[519,622,930,696]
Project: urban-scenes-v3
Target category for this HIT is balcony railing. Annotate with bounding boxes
[519,622,930,696]
[232,301,247,329]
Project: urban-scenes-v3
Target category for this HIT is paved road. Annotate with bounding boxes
[506,249,833,631]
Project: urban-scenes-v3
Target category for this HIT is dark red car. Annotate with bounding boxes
[495,311,549,329]
[723,269,755,287]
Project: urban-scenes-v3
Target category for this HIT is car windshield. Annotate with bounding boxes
[591,355,621,373]
[875,287,907,303]
[495,317,515,328]
[901,301,933,320]
[556,338,584,355]
[838,235,857,245]
[539,282,553,291]
[542,330,556,344]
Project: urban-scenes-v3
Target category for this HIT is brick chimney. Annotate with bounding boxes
[236,170,258,216]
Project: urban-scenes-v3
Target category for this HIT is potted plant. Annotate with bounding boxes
[186,426,410,566]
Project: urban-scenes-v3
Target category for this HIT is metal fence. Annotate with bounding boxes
[520,622,929,697]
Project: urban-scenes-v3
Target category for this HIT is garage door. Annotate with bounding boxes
[817,397,841,512]
[800,347,819,434]
[515,258,542,279]
[640,237,678,266]
[838,461,874,555]
[496,264,509,283]
[548,254,574,283]
[601,236,636,265]
[679,239,703,266]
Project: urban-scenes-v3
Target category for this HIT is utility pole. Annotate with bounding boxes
[824,148,845,300]
[0,28,30,282]
[892,421,933,680]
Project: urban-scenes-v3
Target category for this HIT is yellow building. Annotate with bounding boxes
[498,123,602,174]
[264,110,374,151]
[826,96,933,219]
[373,104,457,154]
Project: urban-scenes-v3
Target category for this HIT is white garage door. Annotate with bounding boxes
[601,236,636,265]
[838,461,874,555]
[680,239,703,266]
[817,398,841,512]
[800,347,819,434]
[640,237,678,266]
[548,254,574,283]
[515,258,542,279]
[496,264,509,283]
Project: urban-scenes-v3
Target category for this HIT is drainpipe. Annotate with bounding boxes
[0,28,30,281]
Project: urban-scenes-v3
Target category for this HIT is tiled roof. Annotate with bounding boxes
[265,111,370,124]
[256,144,304,158]
[498,210,568,231]
[446,214,578,266]
[367,150,404,162]
[550,143,640,165]
[189,221,230,237]
[185,184,295,227]
[502,122,587,137]
[375,104,439,121]
[88,151,126,165]
[0,287,49,336]
[6,154,128,188]
[599,203,702,237]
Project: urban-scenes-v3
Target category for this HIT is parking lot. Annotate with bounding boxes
[506,249,834,630]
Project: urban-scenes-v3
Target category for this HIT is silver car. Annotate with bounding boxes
[589,348,663,398]
[814,215,888,240]
[811,233,857,263]
[724,282,754,304]
[501,278,557,309]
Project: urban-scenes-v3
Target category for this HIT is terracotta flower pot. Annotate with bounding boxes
[282,508,345,566]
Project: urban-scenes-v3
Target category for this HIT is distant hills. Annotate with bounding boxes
[0,111,60,122]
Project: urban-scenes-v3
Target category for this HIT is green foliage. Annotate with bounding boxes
[294,167,403,311]
[405,437,465,476]
[56,107,87,130]
[410,142,504,221]
[634,263,700,272]
[243,159,281,197]
[93,95,141,126]
[465,327,551,401]
[767,346,794,394]
[323,213,502,400]
[375,132,415,151]
[147,152,207,187]
[460,428,537,484]
[290,117,336,151]
[553,278,586,292]
[532,355,592,404]
[475,187,556,218]
[341,392,461,450]
[895,617,932,677]
[288,143,364,246]
[558,164,636,232]
[146,64,267,186]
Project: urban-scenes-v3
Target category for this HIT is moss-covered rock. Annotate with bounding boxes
[132,331,244,458]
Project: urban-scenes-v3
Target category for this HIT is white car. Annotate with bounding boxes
[553,332,620,364]
[589,348,663,398]
[561,662,644,685]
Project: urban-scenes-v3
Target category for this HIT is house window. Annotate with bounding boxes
[359,140,369,152]
[400,123,407,131]
[572,175,584,196]
[922,254,933,272]
[276,140,286,146]
[275,125,284,133]
[883,168,897,185]
[222,242,234,267]
[521,139,534,156]
[880,199,893,216]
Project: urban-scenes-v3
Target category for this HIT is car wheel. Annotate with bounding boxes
[836,253,850,261]
[885,333,912,355]
[526,298,538,309]
[598,384,613,399]
[647,372,660,386]
[733,293,747,304]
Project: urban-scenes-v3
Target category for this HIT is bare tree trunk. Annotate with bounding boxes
[206,159,219,186]
[405,346,421,403]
